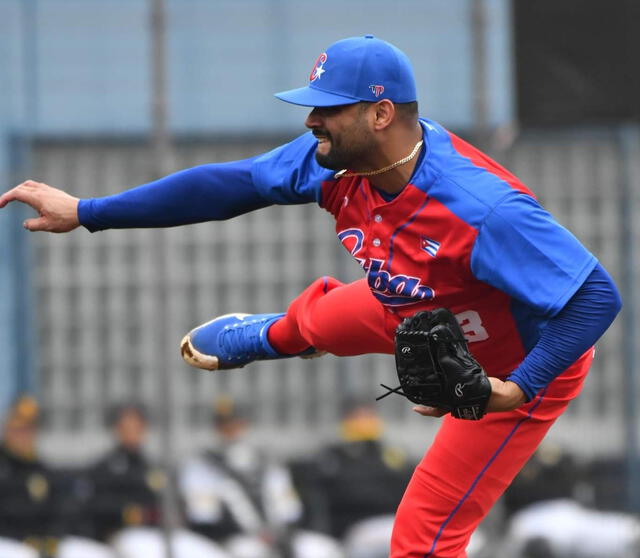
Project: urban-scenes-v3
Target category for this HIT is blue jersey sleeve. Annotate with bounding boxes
[251,132,334,205]
[470,191,597,316]
[78,132,331,232]
[78,157,269,231]
[507,262,622,400]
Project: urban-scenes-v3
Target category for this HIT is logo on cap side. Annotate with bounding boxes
[309,53,327,82]
[369,84,385,97]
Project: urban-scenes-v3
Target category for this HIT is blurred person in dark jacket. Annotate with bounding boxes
[291,401,414,557]
[502,443,580,518]
[322,401,413,538]
[178,397,343,558]
[0,395,62,557]
[82,403,164,542]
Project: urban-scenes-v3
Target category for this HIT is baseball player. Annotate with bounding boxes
[0,35,621,557]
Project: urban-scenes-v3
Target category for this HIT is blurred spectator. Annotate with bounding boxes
[291,401,414,557]
[0,395,63,557]
[499,444,640,557]
[502,443,580,518]
[501,499,640,557]
[178,397,343,558]
[80,403,164,542]
[584,454,628,512]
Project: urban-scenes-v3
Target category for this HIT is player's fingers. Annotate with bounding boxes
[412,406,447,418]
[23,216,50,232]
[0,187,22,208]
[0,181,44,209]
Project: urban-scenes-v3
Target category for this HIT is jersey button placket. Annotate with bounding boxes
[372,210,383,249]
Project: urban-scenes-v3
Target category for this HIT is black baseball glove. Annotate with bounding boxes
[378,308,492,420]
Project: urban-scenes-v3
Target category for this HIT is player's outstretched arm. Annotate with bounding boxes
[0,180,80,233]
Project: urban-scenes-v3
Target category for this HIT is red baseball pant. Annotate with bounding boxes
[268,276,593,558]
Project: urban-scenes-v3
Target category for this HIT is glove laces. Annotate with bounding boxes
[376,384,407,401]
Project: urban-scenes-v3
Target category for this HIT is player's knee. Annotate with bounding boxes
[298,322,331,352]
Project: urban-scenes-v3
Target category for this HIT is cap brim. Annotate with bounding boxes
[274,85,360,107]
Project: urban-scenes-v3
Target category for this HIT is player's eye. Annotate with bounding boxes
[314,105,348,118]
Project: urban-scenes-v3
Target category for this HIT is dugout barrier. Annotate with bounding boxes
[25,125,639,466]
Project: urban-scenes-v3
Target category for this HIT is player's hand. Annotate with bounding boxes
[485,378,527,412]
[412,378,526,418]
[0,180,80,233]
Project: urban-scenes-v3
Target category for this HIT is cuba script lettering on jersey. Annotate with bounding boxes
[338,228,434,306]
[365,258,434,305]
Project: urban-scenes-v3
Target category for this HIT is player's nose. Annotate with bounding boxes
[305,108,323,129]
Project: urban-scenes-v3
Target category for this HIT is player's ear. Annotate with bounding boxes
[371,99,395,131]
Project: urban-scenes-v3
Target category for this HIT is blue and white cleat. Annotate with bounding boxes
[180,313,324,371]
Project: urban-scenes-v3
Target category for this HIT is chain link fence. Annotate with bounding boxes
[29,126,639,465]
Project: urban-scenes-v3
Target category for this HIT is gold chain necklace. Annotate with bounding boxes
[334,140,424,179]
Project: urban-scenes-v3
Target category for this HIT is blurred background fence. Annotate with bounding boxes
[22,126,639,465]
[0,0,638,479]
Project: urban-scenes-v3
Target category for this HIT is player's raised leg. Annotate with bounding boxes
[180,277,395,371]
[390,350,593,558]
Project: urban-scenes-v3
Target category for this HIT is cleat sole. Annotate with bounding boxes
[180,334,221,371]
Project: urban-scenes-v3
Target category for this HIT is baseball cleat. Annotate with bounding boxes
[180,312,324,371]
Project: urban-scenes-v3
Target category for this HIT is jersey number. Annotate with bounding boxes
[455,310,489,342]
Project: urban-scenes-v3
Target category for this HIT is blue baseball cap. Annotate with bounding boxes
[274,35,417,107]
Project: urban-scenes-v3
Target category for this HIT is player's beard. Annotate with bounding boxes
[313,124,376,172]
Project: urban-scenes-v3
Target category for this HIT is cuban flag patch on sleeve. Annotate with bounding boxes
[420,236,441,258]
